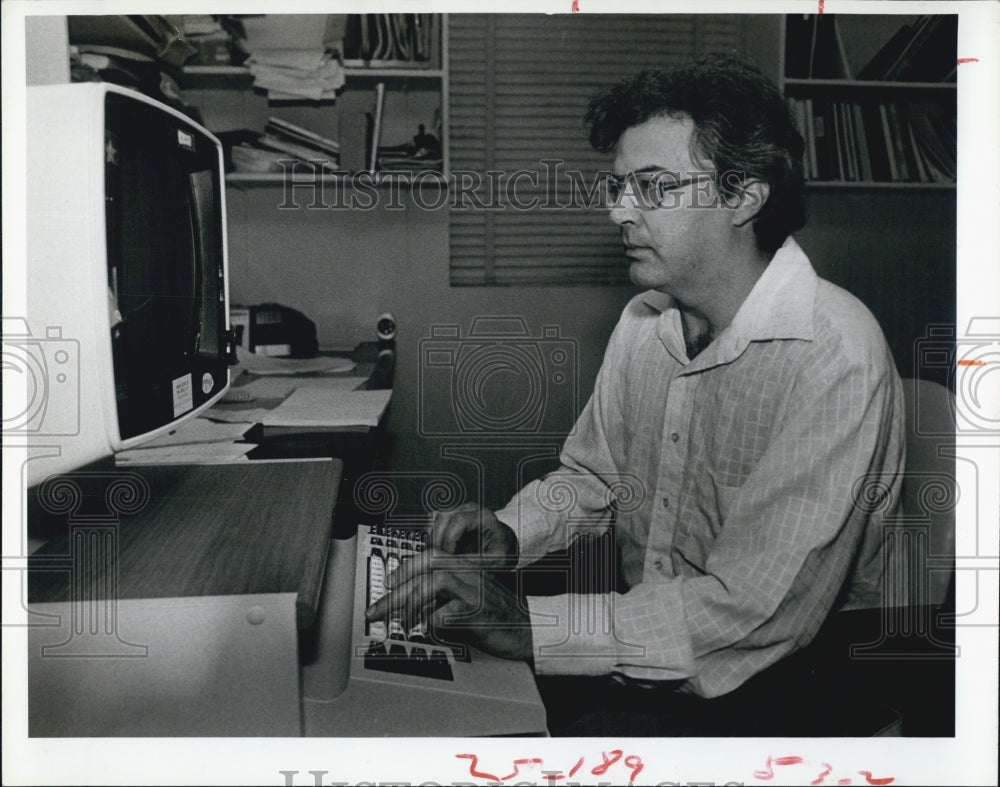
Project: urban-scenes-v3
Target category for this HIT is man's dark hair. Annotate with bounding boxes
[585,54,806,255]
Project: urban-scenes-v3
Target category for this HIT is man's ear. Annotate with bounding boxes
[729,180,770,227]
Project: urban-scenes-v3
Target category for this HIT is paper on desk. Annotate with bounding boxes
[137,418,252,447]
[115,441,256,466]
[299,376,369,391]
[236,346,355,376]
[262,387,391,428]
[201,406,276,425]
[235,375,368,400]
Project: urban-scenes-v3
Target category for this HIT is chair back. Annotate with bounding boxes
[899,377,956,608]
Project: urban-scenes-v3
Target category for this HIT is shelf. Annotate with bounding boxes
[805,180,956,190]
[180,64,443,90]
[783,78,957,94]
[782,15,956,193]
[226,171,447,188]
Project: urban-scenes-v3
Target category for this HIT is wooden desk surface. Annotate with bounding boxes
[28,459,341,630]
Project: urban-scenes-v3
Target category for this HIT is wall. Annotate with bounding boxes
[226,186,635,511]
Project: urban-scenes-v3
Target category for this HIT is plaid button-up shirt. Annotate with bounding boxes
[496,237,905,698]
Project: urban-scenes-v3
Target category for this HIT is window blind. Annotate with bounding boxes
[449,14,744,286]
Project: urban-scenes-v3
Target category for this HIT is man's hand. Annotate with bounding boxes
[364,503,531,660]
[429,502,519,567]
[366,550,533,660]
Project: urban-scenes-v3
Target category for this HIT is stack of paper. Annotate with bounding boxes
[115,418,255,466]
[262,387,391,431]
[245,49,346,101]
[236,346,355,376]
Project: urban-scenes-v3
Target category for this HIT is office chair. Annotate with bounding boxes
[865,376,957,736]
[898,377,957,608]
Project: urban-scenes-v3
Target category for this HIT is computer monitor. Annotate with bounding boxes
[17,82,233,487]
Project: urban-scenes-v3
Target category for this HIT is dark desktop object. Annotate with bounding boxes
[231,302,319,358]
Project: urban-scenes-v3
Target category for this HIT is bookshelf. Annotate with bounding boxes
[69,14,450,185]
[780,14,956,190]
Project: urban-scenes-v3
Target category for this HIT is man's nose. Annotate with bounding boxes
[608,194,640,226]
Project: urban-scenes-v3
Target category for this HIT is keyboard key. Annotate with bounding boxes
[363,640,454,681]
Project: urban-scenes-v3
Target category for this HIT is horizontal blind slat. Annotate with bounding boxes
[450,13,741,285]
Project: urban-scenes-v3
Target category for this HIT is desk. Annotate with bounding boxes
[221,342,394,537]
[27,459,341,736]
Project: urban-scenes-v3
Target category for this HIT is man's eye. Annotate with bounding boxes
[652,177,680,191]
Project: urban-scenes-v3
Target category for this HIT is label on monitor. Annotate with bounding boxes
[172,374,194,418]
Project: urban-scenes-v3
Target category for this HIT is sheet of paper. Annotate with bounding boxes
[138,418,252,447]
[298,376,369,392]
[233,375,368,400]
[236,346,355,376]
[261,388,391,428]
[114,441,256,465]
[200,406,276,425]
[234,376,301,399]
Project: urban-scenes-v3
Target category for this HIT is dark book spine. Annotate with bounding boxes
[860,103,892,182]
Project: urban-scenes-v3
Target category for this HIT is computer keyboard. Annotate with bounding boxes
[300,524,548,736]
[362,524,462,681]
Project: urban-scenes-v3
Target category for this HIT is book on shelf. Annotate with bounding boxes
[253,117,341,168]
[859,103,892,182]
[845,103,861,180]
[784,15,814,79]
[801,97,956,185]
[882,16,936,80]
[342,13,434,66]
[788,13,957,83]
[850,104,873,182]
[906,119,931,183]
[883,103,912,181]
[908,102,956,181]
[897,16,958,82]
[854,14,958,82]
[785,14,850,79]
[803,99,818,179]
[256,135,340,169]
[830,102,847,180]
[855,21,917,80]
[877,104,900,181]
[265,117,340,156]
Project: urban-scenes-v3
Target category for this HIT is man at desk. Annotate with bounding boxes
[369,54,905,735]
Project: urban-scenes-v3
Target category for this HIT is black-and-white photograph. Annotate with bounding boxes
[2,2,997,785]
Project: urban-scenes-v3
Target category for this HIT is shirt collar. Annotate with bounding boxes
[639,236,818,368]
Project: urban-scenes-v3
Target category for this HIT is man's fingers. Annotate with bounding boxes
[366,556,484,622]
[366,568,435,621]
[431,506,477,554]
[385,548,431,589]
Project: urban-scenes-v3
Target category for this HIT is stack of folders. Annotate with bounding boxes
[342,14,434,65]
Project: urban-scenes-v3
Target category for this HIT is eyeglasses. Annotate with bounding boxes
[604,171,715,209]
